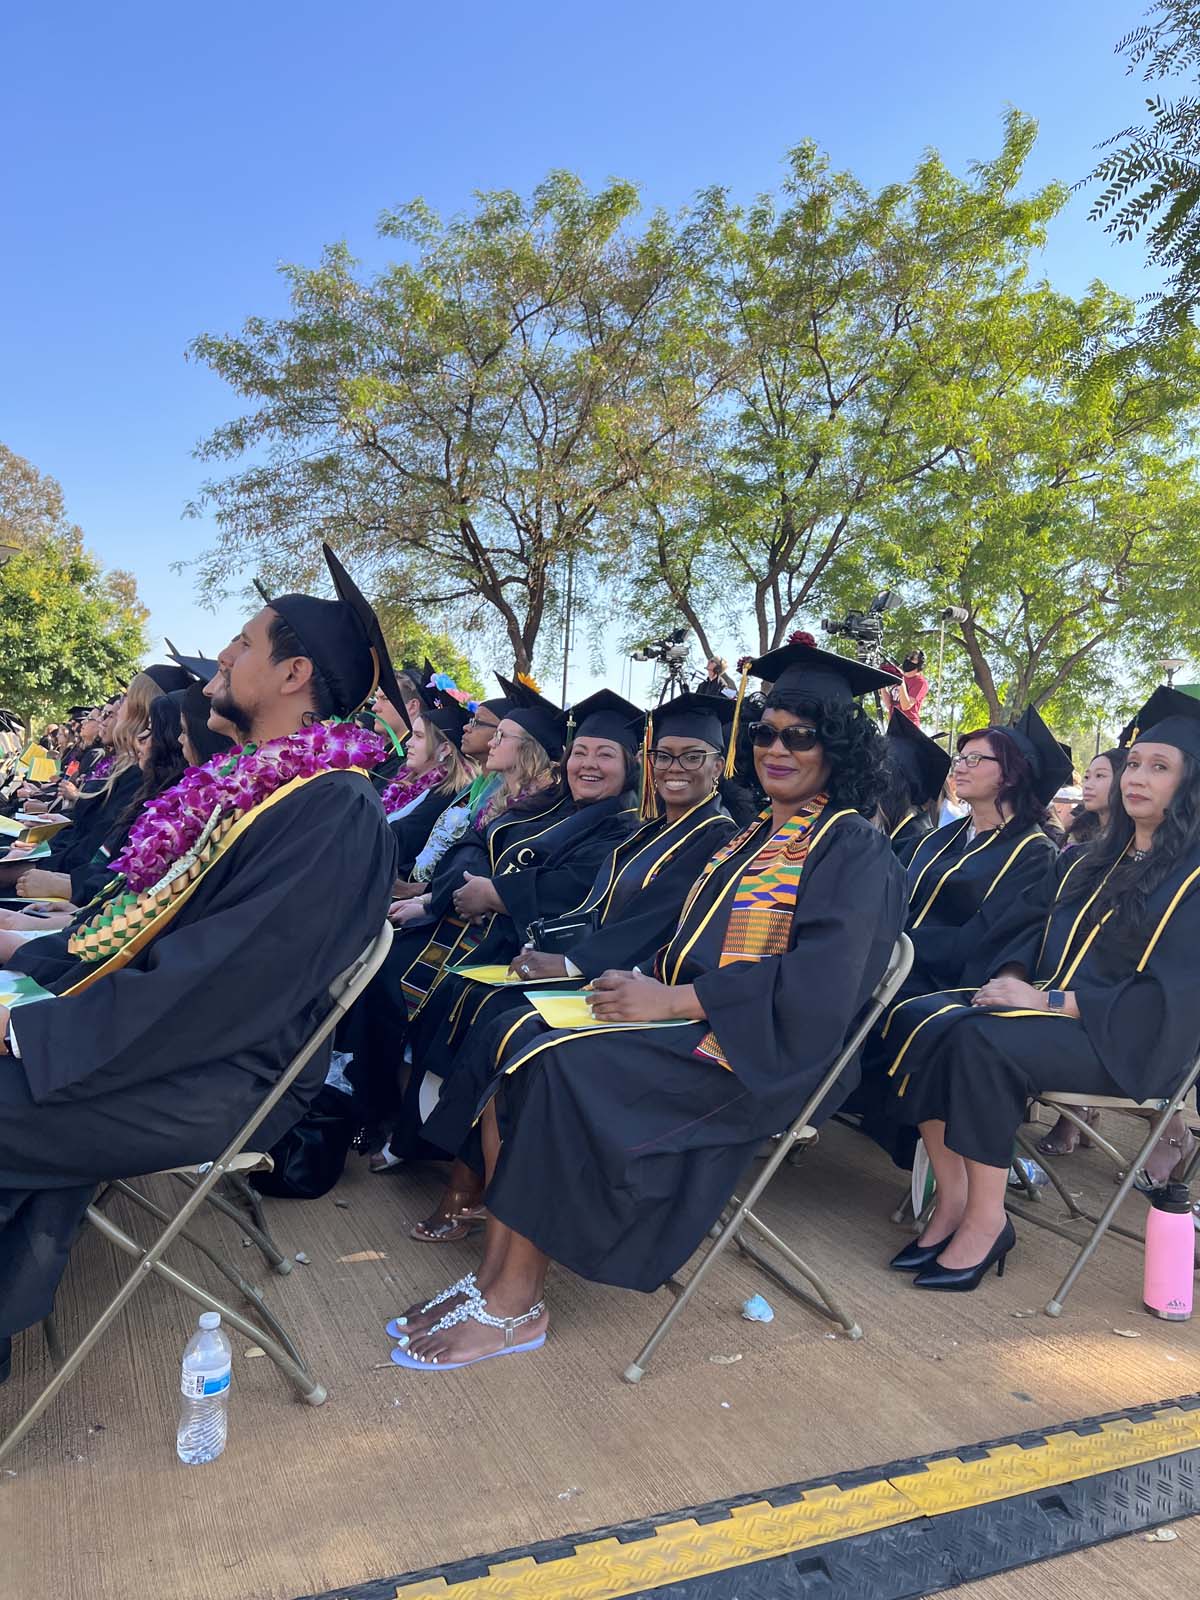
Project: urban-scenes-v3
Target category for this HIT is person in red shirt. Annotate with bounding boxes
[886,649,929,726]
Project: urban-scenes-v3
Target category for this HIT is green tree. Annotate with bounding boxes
[189,173,729,673]
[0,445,149,728]
[622,114,1068,657]
[1087,1,1200,328]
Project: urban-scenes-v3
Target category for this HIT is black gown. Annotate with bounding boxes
[425,808,905,1291]
[340,789,575,1137]
[892,842,1200,1167]
[888,809,934,868]
[42,766,143,877]
[388,786,458,880]
[0,771,396,1339]
[412,797,738,1152]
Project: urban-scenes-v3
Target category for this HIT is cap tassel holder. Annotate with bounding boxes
[724,659,752,779]
[639,711,656,820]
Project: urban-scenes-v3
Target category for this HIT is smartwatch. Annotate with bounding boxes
[1047,990,1066,1011]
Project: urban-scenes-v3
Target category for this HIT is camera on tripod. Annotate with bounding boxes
[821,590,901,666]
[631,626,690,666]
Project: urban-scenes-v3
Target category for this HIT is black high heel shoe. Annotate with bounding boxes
[888,1232,956,1272]
[912,1219,1016,1292]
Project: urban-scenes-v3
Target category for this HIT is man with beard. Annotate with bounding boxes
[0,547,398,1382]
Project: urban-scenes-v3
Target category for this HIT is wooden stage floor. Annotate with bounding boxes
[2,1115,1198,1600]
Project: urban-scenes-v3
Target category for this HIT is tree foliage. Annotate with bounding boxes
[189,173,730,672]
[0,445,149,726]
[1087,1,1200,326]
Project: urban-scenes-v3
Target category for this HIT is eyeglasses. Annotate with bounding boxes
[952,752,1000,769]
[649,748,713,772]
[489,728,528,745]
[747,720,819,753]
[467,716,498,731]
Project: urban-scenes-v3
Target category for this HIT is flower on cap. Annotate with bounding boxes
[788,631,817,646]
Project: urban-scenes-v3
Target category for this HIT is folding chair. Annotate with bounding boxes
[0,921,393,1466]
[1004,1048,1200,1317]
[623,934,914,1382]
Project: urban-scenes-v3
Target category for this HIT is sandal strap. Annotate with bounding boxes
[420,1272,481,1315]
[426,1296,545,1343]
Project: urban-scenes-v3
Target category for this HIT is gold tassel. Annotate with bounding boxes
[639,711,656,819]
[723,660,753,779]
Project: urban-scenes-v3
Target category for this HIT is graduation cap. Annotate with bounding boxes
[745,632,901,704]
[981,704,1073,807]
[266,544,409,727]
[1121,684,1200,762]
[499,674,569,759]
[253,578,272,604]
[650,690,734,752]
[165,638,219,687]
[142,663,194,694]
[887,710,952,807]
[566,688,645,751]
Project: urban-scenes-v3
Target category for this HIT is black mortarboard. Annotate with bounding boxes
[142,663,194,694]
[1123,684,1200,762]
[567,689,645,751]
[887,711,951,806]
[746,632,900,704]
[500,675,569,759]
[165,639,219,687]
[253,578,272,604]
[982,704,1073,806]
[267,545,409,727]
[425,697,471,748]
[651,690,734,751]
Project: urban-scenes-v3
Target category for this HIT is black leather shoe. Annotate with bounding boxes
[913,1219,1016,1291]
[888,1233,956,1272]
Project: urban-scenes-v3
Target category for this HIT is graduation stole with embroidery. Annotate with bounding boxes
[692,795,828,1070]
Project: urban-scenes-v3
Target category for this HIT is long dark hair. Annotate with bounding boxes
[1062,747,1200,933]
[762,687,889,814]
[960,726,1048,833]
[113,695,188,834]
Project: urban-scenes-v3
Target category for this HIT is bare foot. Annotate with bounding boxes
[402,1297,548,1367]
[389,1272,482,1342]
[1036,1110,1097,1157]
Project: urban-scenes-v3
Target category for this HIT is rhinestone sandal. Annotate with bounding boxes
[389,1296,547,1370]
[385,1272,482,1339]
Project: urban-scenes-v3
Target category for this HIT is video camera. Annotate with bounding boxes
[821,590,901,666]
[631,626,690,666]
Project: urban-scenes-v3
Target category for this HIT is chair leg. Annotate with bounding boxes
[735,1210,862,1338]
[41,1314,64,1370]
[1045,1077,1200,1317]
[85,1207,326,1404]
[110,1182,306,1367]
[223,1171,290,1272]
[171,1173,292,1274]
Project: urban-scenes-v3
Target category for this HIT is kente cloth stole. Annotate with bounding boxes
[399,918,483,1008]
[692,796,828,1071]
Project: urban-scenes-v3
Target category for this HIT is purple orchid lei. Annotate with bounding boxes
[379,763,445,816]
[88,753,115,781]
[112,721,387,894]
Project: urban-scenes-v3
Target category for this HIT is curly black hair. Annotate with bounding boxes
[762,686,889,814]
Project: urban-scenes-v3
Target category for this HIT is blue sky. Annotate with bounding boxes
[0,0,1163,698]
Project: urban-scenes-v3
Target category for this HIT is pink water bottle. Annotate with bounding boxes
[1144,1182,1194,1322]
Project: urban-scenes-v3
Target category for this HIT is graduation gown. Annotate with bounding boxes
[890,842,1200,1165]
[888,809,935,869]
[388,785,458,880]
[46,766,143,875]
[339,788,574,1134]
[424,809,905,1291]
[0,771,396,1338]
[410,798,739,1147]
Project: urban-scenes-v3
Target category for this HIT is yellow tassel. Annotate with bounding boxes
[639,711,656,820]
[723,660,753,779]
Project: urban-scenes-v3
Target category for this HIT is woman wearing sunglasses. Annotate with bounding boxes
[385,634,906,1372]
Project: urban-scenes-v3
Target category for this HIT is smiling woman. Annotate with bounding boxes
[385,639,907,1373]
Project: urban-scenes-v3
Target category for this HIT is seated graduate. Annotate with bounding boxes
[343,678,567,1167]
[381,671,478,878]
[405,690,739,1241]
[883,686,1200,1291]
[0,545,399,1381]
[878,712,951,867]
[386,636,907,1371]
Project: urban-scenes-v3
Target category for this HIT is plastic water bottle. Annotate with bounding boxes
[1144,1182,1194,1322]
[176,1312,232,1464]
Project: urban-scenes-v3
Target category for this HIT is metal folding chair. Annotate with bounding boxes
[0,921,393,1465]
[1005,1053,1200,1317]
[623,934,914,1382]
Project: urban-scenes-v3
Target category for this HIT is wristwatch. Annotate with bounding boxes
[1047,990,1066,1011]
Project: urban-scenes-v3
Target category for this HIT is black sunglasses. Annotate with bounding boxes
[747,720,819,753]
